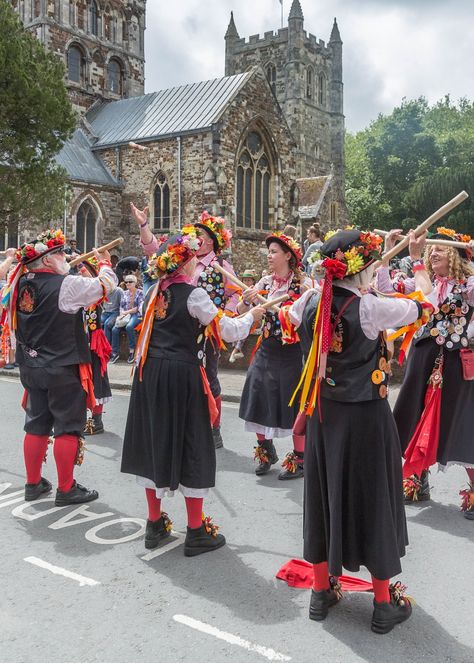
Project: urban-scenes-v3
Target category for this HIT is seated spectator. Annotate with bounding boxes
[101,285,123,348]
[110,275,143,364]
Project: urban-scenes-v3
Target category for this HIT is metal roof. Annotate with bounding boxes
[87,71,254,148]
[56,128,119,187]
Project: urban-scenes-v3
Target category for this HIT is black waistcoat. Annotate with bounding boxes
[302,287,389,402]
[16,272,90,367]
[146,283,206,365]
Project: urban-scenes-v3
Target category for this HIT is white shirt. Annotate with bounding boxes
[186,287,254,343]
[58,266,118,314]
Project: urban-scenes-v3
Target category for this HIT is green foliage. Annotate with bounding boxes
[0,1,76,230]
[345,96,474,235]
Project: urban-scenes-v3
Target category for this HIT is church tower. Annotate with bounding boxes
[225,0,346,220]
[10,0,146,113]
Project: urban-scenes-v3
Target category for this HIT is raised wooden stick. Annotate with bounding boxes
[375,229,470,250]
[69,237,124,267]
[213,263,267,305]
[377,191,469,266]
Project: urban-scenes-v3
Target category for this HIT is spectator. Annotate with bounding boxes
[110,275,143,364]
[140,255,155,296]
[115,255,140,284]
[283,224,298,240]
[302,225,323,274]
[101,285,123,349]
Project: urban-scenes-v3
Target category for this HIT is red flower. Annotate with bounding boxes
[322,258,347,279]
[46,239,55,248]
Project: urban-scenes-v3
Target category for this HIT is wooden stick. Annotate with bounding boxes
[69,237,124,267]
[237,294,288,318]
[213,263,267,305]
[375,229,470,250]
[376,191,469,267]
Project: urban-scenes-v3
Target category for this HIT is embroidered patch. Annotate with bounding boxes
[18,285,36,313]
[154,290,171,320]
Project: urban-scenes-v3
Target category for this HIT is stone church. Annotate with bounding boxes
[8,0,346,272]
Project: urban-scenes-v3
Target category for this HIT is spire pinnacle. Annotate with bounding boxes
[225,11,239,39]
[289,0,304,21]
[329,17,342,43]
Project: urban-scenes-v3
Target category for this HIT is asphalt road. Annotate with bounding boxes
[1,375,473,663]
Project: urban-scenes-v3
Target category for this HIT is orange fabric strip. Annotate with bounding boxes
[200,366,218,426]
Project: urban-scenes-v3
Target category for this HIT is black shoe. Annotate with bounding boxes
[371,582,413,634]
[309,577,342,621]
[403,470,430,503]
[184,516,226,557]
[254,439,278,476]
[83,414,104,436]
[212,427,224,449]
[127,351,135,364]
[55,481,99,506]
[25,477,52,501]
[109,353,119,364]
[145,513,173,549]
[278,451,304,480]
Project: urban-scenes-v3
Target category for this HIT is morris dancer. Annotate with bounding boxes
[377,227,474,518]
[120,227,264,555]
[1,230,117,504]
[130,204,239,449]
[238,232,311,480]
[291,229,433,633]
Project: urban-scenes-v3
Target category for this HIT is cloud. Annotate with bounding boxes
[144,0,474,132]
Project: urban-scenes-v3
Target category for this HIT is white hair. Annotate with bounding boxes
[26,255,47,270]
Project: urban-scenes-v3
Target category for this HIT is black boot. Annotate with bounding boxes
[145,513,173,549]
[278,451,304,480]
[212,427,224,449]
[309,576,343,621]
[371,582,413,634]
[55,481,99,506]
[184,515,226,557]
[403,469,430,502]
[25,477,52,502]
[254,439,278,476]
[84,414,104,436]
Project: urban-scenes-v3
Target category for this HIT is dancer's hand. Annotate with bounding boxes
[242,285,260,304]
[92,248,112,264]
[384,228,403,251]
[408,230,426,261]
[130,202,149,227]
[249,306,266,322]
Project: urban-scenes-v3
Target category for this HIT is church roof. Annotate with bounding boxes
[297,175,332,220]
[56,128,119,187]
[87,71,253,149]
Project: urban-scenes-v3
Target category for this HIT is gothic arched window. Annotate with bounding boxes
[76,200,97,252]
[318,73,326,107]
[306,67,313,99]
[68,44,85,83]
[90,0,98,36]
[266,64,276,95]
[236,130,273,230]
[107,59,122,94]
[153,172,170,231]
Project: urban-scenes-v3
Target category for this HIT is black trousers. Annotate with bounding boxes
[20,365,87,437]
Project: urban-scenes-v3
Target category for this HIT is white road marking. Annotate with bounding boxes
[24,556,100,587]
[141,531,185,560]
[173,615,291,662]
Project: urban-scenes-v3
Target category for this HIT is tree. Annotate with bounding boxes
[0,1,76,234]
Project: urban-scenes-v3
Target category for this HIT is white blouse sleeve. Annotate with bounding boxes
[58,266,118,314]
[360,293,421,340]
[187,287,254,342]
[288,287,320,327]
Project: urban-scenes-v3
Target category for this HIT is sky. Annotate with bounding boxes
[144,0,474,133]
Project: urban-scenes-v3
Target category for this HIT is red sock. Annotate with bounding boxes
[185,497,204,529]
[23,433,50,485]
[92,404,103,415]
[312,562,330,591]
[292,434,305,455]
[213,396,222,429]
[145,489,162,522]
[372,577,390,603]
[256,433,266,442]
[53,434,78,493]
[466,468,474,484]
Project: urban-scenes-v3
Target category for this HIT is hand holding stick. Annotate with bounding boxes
[69,238,124,267]
[237,294,288,318]
[375,229,470,251]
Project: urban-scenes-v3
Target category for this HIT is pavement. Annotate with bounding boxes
[1,375,473,663]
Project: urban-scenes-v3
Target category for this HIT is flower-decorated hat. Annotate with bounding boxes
[194,211,232,254]
[265,232,303,264]
[431,226,472,260]
[318,229,383,278]
[147,225,201,279]
[17,229,66,265]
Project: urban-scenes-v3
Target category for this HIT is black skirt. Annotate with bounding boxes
[239,338,302,433]
[394,339,474,468]
[304,397,408,580]
[91,351,112,403]
[121,357,215,490]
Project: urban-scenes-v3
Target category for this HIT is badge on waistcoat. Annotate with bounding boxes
[18,285,36,313]
[154,290,171,320]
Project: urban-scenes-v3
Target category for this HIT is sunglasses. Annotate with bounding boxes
[125,280,135,284]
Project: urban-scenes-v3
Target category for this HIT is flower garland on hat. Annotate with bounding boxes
[146,225,201,279]
[266,232,303,264]
[435,226,471,244]
[194,211,232,254]
[16,229,65,264]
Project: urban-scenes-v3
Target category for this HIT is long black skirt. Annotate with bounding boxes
[91,351,112,403]
[304,397,408,580]
[239,339,302,434]
[121,357,215,490]
[394,339,474,468]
